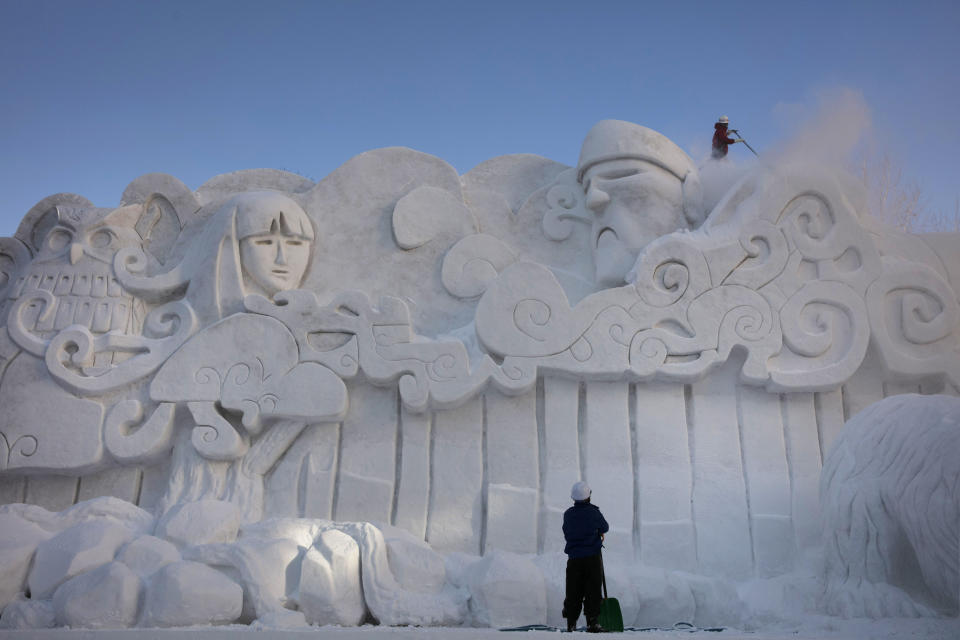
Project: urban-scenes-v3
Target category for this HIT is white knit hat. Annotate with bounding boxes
[571,481,591,501]
[577,119,697,183]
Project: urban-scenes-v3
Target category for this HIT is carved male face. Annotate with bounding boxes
[240,225,312,296]
[582,158,686,287]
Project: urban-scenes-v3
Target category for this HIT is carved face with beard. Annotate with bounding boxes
[577,120,703,288]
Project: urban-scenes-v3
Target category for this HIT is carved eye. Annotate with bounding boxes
[89,229,115,249]
[285,239,304,246]
[47,228,72,251]
[599,168,642,181]
[254,239,274,246]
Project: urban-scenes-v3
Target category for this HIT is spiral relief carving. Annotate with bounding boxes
[104,400,176,463]
[780,193,837,258]
[768,281,869,389]
[632,236,711,308]
[866,259,960,384]
[45,299,198,395]
[542,182,590,241]
[441,234,517,299]
[513,299,552,342]
[725,221,789,289]
[0,431,38,469]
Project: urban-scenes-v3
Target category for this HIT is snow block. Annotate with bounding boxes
[0,597,55,630]
[383,525,447,594]
[531,551,567,629]
[0,513,53,611]
[299,529,365,626]
[184,536,305,623]
[28,519,135,599]
[56,496,155,535]
[686,574,745,628]
[631,567,696,629]
[141,561,243,627]
[53,561,142,629]
[156,500,241,547]
[117,535,181,578]
[467,551,547,628]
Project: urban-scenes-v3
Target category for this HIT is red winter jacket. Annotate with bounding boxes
[712,123,736,158]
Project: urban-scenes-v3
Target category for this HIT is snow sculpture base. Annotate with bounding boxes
[1,120,959,631]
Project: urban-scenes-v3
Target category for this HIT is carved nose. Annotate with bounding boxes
[69,243,84,265]
[585,185,610,212]
[274,243,288,265]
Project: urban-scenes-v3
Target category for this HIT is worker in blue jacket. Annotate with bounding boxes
[562,481,609,632]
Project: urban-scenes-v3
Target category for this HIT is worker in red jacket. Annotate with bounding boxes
[712,116,744,158]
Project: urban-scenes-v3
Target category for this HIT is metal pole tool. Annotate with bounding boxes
[730,129,759,156]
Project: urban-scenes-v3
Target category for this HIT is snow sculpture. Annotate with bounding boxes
[576,120,704,287]
[821,394,960,617]
[0,120,958,630]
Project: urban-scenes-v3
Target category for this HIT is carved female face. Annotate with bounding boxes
[231,191,315,297]
[239,229,312,295]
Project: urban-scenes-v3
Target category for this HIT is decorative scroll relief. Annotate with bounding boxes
[541,169,589,241]
[43,300,198,395]
[246,290,529,413]
[440,234,517,299]
[473,173,903,392]
[866,257,960,384]
[107,313,349,462]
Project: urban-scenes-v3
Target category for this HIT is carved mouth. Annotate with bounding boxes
[271,269,290,277]
[596,227,619,249]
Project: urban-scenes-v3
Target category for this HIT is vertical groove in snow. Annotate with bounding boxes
[814,392,827,467]
[480,394,489,556]
[297,444,309,517]
[577,382,587,481]
[629,382,640,559]
[735,384,757,577]
[779,393,796,553]
[683,384,699,567]
[331,421,344,521]
[425,410,436,544]
[133,468,144,507]
[391,391,403,527]
[536,376,547,555]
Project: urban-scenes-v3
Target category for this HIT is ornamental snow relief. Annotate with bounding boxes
[0,120,959,630]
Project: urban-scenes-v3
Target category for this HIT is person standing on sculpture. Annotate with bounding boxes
[711,115,743,159]
[562,481,609,633]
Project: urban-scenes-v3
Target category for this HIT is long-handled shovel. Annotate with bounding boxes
[598,549,624,632]
[730,129,759,156]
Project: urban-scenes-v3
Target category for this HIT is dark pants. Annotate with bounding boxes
[563,553,603,626]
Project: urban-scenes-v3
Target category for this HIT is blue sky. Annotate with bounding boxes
[1,0,958,236]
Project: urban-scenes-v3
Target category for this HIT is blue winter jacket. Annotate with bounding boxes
[562,501,609,558]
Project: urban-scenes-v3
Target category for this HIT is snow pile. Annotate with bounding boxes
[0,496,752,631]
[821,393,960,617]
[0,498,469,630]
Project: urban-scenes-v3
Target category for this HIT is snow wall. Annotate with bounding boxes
[1,119,958,628]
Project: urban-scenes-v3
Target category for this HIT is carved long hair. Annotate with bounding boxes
[113,191,315,324]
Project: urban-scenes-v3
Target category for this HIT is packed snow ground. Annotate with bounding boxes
[2,616,960,639]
